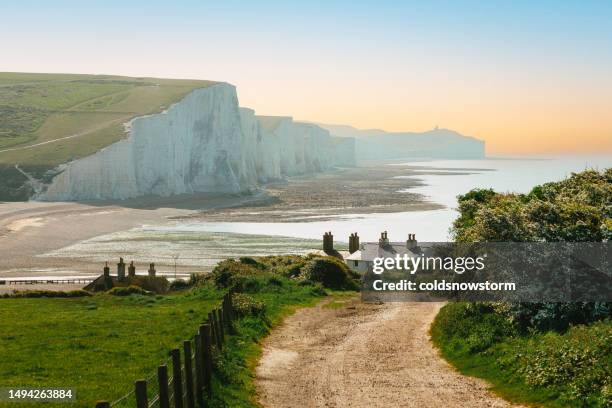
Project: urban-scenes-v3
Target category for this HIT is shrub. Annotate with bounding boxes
[433,303,612,407]
[211,259,261,290]
[300,257,359,290]
[231,293,266,317]
[241,277,262,293]
[258,255,306,277]
[107,286,151,296]
[169,279,190,291]
[498,302,611,333]
[238,257,264,268]
[520,321,612,405]
[432,302,516,353]
[189,272,209,287]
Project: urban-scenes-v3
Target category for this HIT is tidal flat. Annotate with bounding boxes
[0,163,439,279]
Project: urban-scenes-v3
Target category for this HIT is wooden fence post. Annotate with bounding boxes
[170,348,183,408]
[158,364,170,408]
[135,379,148,408]
[201,323,213,399]
[215,308,224,345]
[194,334,204,408]
[183,340,195,408]
[223,294,233,333]
[228,291,236,334]
[95,402,110,408]
[208,312,221,350]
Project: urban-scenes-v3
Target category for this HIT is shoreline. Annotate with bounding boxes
[0,164,443,281]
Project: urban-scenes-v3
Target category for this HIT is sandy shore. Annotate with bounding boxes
[0,201,181,278]
[257,300,524,408]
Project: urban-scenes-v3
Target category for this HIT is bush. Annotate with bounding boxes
[300,257,359,290]
[433,303,612,407]
[211,260,261,290]
[238,257,264,268]
[257,255,306,277]
[2,289,92,298]
[497,302,611,333]
[107,286,151,296]
[189,272,209,287]
[169,279,191,291]
[432,302,516,353]
[231,293,266,317]
[520,321,612,406]
[241,277,262,293]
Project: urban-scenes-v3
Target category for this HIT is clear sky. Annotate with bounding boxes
[2,0,611,154]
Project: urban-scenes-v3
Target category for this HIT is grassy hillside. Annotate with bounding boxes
[0,72,215,166]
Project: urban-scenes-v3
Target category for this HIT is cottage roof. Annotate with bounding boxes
[345,242,434,261]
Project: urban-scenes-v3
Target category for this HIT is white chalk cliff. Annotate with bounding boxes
[39,83,352,201]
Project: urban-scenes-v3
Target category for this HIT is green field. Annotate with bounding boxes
[0,255,356,407]
[0,72,214,166]
[0,291,221,407]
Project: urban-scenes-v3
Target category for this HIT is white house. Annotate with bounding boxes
[345,231,431,274]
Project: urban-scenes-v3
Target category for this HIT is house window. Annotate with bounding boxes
[354,260,359,266]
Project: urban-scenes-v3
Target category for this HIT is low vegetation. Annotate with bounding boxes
[0,254,356,407]
[433,169,612,408]
[431,303,611,407]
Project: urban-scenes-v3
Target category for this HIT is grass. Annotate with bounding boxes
[0,72,215,166]
[0,290,221,407]
[0,255,354,407]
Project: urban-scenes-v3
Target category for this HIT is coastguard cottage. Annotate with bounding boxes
[344,231,427,274]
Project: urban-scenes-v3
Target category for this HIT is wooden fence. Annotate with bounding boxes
[95,291,235,408]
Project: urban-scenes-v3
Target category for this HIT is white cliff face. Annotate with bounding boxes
[41,83,254,200]
[39,84,354,201]
[240,108,281,182]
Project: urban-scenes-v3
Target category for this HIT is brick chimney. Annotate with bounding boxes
[148,263,156,277]
[128,261,136,277]
[379,231,389,247]
[348,232,360,254]
[323,231,334,252]
[406,233,417,250]
[117,257,126,281]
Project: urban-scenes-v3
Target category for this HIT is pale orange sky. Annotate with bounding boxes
[234,68,612,155]
[2,1,611,155]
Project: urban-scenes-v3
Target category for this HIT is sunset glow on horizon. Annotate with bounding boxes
[2,0,611,155]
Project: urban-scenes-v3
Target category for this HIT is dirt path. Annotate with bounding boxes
[256,301,523,408]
